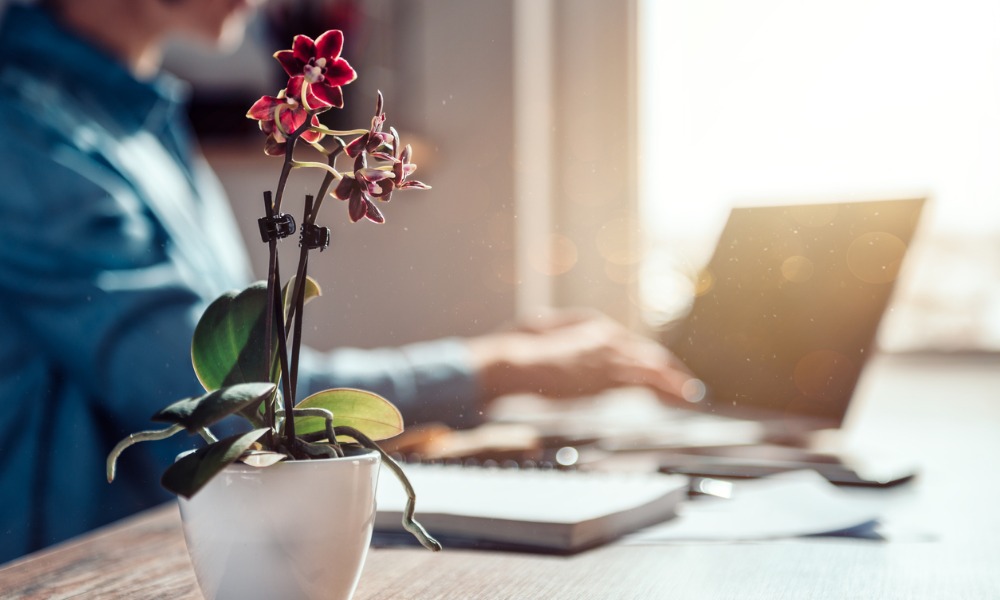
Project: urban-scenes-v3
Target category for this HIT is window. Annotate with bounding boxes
[638,0,1000,351]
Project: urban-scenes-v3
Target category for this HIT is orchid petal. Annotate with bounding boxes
[345,134,368,158]
[291,34,316,63]
[399,180,431,190]
[360,169,392,183]
[302,83,327,110]
[364,199,385,224]
[359,171,390,195]
[333,176,355,200]
[301,129,324,143]
[348,190,367,222]
[286,76,305,100]
[323,58,357,87]
[274,50,303,77]
[315,30,345,59]
[353,152,368,171]
[301,115,326,142]
[311,83,345,109]
[372,179,395,199]
[394,161,416,183]
[390,127,402,157]
[264,136,286,157]
[247,95,281,120]
[278,106,306,136]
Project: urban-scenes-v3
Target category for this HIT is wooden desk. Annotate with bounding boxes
[2,354,1000,599]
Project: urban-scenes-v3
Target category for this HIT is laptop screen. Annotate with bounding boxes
[663,198,925,431]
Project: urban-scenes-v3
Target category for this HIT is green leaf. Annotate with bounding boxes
[161,428,269,499]
[283,275,322,318]
[191,282,272,392]
[150,383,276,431]
[191,277,323,393]
[295,388,404,441]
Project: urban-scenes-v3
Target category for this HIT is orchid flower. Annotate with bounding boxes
[371,127,431,201]
[344,92,394,160]
[275,30,357,110]
[246,90,324,156]
[333,153,393,223]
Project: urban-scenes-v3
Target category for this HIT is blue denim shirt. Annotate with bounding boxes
[0,4,479,563]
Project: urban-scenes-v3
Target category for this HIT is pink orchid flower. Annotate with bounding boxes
[275,30,357,110]
[345,91,395,160]
[333,153,394,223]
[371,127,431,201]
[246,90,324,156]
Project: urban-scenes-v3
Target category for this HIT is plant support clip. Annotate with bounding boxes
[300,223,331,251]
[258,213,296,243]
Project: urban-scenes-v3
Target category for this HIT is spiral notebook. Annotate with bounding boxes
[374,464,688,553]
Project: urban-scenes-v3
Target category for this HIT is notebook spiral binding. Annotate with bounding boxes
[390,453,579,472]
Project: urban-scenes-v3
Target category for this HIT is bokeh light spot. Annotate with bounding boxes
[681,378,707,403]
[847,231,907,284]
[555,446,579,466]
[781,255,814,283]
[596,217,642,265]
[694,269,715,296]
[528,233,578,276]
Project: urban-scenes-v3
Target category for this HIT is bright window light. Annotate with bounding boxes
[638,0,1000,351]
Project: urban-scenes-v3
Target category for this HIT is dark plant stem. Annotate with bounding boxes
[273,114,315,214]
[264,114,318,453]
[284,146,341,332]
[283,147,343,412]
[265,109,341,456]
[262,191,278,446]
[272,278,298,451]
[311,144,343,220]
[287,195,314,404]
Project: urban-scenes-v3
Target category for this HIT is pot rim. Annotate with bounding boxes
[176,446,381,472]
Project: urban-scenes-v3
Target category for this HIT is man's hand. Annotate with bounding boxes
[466,309,692,404]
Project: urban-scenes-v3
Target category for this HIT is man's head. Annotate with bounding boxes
[40,0,265,75]
[153,0,263,51]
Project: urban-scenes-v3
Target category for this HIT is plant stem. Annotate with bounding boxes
[261,191,282,448]
[264,112,322,453]
[291,160,343,181]
[311,126,369,137]
[312,145,343,220]
[287,195,314,405]
[274,115,318,213]
[271,275,297,450]
[335,426,443,552]
[106,424,184,482]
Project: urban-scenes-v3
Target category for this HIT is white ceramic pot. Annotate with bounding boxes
[178,449,381,600]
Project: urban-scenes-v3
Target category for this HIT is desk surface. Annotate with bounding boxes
[2,354,1000,599]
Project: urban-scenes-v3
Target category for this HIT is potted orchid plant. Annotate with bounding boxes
[106,29,439,600]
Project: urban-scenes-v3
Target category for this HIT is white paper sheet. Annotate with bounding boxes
[623,470,884,543]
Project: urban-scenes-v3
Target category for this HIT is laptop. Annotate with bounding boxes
[657,198,925,483]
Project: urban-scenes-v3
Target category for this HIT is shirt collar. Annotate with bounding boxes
[0,3,189,133]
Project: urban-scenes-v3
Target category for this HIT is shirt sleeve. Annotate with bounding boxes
[296,338,485,430]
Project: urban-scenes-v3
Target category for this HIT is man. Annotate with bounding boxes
[0,0,688,562]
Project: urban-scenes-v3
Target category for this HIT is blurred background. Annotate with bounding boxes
[61,0,1000,354]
